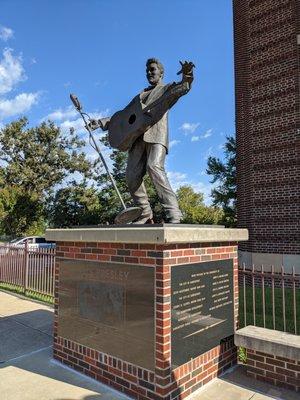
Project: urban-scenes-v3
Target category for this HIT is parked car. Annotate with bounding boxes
[9,236,56,249]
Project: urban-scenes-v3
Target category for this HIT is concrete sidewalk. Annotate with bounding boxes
[0,290,298,400]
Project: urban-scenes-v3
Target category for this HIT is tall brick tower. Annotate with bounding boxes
[233,0,300,270]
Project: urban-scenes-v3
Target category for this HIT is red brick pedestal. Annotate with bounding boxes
[46,225,248,400]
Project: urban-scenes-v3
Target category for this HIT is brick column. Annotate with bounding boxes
[233,0,300,271]
[47,225,247,400]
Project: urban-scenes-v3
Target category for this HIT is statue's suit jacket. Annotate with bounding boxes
[102,80,191,153]
[134,80,191,153]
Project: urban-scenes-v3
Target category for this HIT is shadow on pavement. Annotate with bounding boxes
[219,365,299,400]
[0,309,53,362]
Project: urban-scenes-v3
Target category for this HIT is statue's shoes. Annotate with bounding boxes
[132,214,154,224]
[166,218,181,224]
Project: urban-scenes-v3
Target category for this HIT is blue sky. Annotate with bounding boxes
[0,0,234,203]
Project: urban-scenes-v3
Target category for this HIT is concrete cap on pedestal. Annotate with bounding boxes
[45,224,248,244]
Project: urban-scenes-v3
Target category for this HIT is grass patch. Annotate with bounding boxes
[239,285,300,334]
[237,347,247,364]
[0,282,24,295]
[0,282,54,305]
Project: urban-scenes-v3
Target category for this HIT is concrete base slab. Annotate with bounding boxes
[45,224,248,244]
[0,347,129,400]
[192,375,253,400]
[193,365,299,400]
[252,394,277,400]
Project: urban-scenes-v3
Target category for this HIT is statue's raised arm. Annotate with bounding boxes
[141,60,195,119]
[108,60,195,152]
[177,60,195,85]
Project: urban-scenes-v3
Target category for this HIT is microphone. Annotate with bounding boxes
[70,94,82,111]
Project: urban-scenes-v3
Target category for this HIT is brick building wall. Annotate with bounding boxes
[233,0,300,268]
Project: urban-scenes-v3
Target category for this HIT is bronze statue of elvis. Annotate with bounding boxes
[90,58,194,224]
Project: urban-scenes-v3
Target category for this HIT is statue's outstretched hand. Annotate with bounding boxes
[87,119,100,131]
[87,118,110,131]
[177,61,195,78]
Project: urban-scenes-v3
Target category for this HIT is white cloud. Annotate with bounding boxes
[60,117,84,133]
[191,129,213,142]
[0,45,40,121]
[189,181,213,205]
[44,106,77,121]
[0,92,40,119]
[167,171,188,190]
[179,122,200,134]
[57,110,110,136]
[0,26,14,41]
[86,143,111,162]
[201,128,212,139]
[167,171,187,181]
[0,48,26,95]
[169,139,180,148]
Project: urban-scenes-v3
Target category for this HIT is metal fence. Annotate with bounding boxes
[0,243,55,301]
[239,264,300,335]
[1,244,299,332]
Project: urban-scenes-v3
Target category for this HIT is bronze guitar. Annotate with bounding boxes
[108,95,152,151]
[108,82,185,151]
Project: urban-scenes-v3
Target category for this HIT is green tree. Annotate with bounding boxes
[0,118,91,193]
[206,135,237,227]
[0,118,94,236]
[96,134,132,223]
[177,185,223,224]
[49,181,102,228]
[0,185,45,237]
[144,175,164,223]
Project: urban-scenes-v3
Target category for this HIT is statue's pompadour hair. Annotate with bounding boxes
[146,58,164,78]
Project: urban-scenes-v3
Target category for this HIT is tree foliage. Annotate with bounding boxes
[0,185,45,237]
[0,118,91,194]
[206,135,237,227]
[0,118,94,236]
[95,134,132,224]
[49,181,102,228]
[177,185,223,224]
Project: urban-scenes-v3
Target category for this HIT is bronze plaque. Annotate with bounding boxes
[58,260,155,370]
[171,260,234,367]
